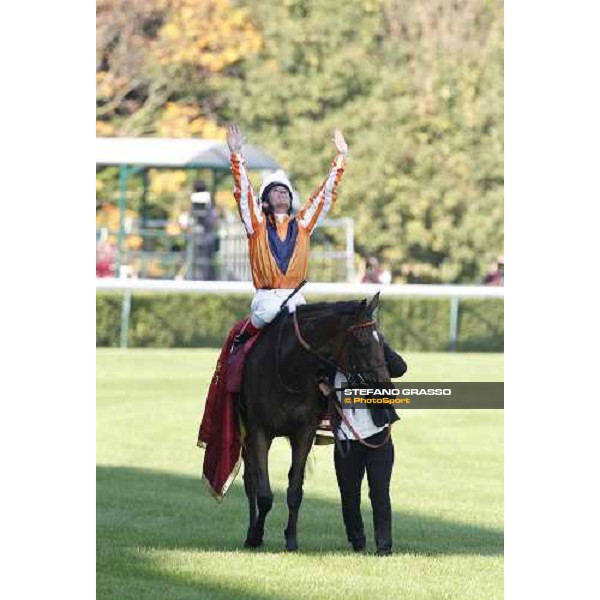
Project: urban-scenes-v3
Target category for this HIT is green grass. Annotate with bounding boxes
[97,349,503,600]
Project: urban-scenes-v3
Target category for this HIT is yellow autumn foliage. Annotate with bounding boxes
[154,0,261,70]
[96,120,116,136]
[156,103,226,139]
[149,170,187,196]
[96,203,143,250]
[97,0,261,137]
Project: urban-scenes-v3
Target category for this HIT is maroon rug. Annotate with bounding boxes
[197,318,261,501]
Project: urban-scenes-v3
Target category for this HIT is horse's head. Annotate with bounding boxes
[345,292,390,384]
[295,293,390,384]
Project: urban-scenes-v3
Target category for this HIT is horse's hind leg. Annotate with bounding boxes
[284,427,315,552]
[244,430,273,548]
[242,446,258,547]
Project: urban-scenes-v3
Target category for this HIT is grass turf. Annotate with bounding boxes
[97,349,503,599]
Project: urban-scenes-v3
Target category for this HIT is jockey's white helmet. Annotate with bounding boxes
[259,169,294,203]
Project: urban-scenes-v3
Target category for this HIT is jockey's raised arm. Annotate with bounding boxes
[297,129,348,234]
[227,124,263,236]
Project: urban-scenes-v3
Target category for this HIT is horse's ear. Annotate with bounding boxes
[356,298,368,319]
[366,292,380,316]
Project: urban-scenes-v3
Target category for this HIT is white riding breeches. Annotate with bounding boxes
[250,289,307,328]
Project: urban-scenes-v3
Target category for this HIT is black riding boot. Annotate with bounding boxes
[230,321,259,354]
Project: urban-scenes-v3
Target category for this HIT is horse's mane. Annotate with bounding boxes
[296,300,365,319]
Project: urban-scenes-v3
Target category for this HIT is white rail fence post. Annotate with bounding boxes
[448,296,461,352]
[120,289,132,349]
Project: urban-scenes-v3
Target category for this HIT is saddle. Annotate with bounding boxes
[225,318,262,393]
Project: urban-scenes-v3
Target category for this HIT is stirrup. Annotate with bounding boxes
[315,432,335,446]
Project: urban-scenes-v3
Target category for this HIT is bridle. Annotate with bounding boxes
[275,308,385,393]
[275,306,393,451]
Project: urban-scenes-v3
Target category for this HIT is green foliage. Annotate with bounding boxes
[97,0,504,283]
[96,294,121,346]
[458,299,505,352]
[130,293,249,347]
[96,293,503,351]
[225,0,504,282]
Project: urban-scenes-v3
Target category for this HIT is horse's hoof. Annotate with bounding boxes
[285,540,298,552]
[244,537,263,548]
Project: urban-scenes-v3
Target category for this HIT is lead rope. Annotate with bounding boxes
[317,380,392,450]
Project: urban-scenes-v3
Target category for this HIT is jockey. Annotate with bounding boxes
[226,124,348,350]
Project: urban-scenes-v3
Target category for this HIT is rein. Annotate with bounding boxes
[317,380,392,450]
[293,312,387,379]
[292,311,380,383]
[274,310,361,393]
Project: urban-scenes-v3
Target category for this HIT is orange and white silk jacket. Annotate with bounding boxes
[230,152,346,289]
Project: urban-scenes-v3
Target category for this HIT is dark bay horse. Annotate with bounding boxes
[239,293,391,551]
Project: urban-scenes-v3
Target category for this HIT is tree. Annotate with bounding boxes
[224,0,503,282]
[96,0,261,137]
[96,0,504,283]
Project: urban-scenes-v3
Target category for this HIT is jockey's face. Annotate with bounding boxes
[266,185,291,214]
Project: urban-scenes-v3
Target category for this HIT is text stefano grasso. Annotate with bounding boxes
[343,387,452,396]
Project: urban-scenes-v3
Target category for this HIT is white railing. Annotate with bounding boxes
[96,278,503,298]
[96,278,504,349]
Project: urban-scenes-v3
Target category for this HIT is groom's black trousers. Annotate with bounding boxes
[334,429,395,553]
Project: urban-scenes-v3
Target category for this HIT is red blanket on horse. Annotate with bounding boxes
[197,319,262,502]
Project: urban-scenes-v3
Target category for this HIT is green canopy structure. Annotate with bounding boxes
[95,137,280,272]
[96,136,279,170]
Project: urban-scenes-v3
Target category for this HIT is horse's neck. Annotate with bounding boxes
[295,311,349,363]
[273,314,319,371]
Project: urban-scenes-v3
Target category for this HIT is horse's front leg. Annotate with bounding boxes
[284,426,316,552]
[244,429,273,548]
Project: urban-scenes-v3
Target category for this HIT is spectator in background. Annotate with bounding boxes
[96,240,115,278]
[357,255,392,284]
[483,255,504,286]
[190,179,220,280]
